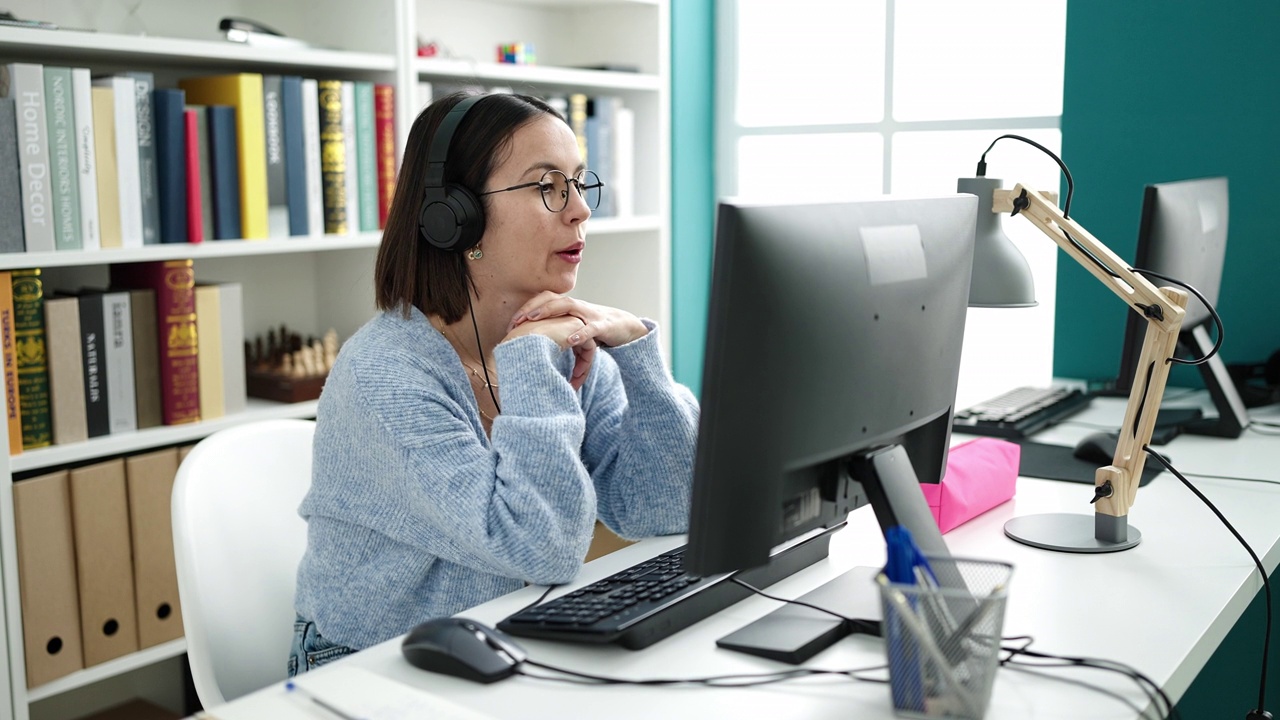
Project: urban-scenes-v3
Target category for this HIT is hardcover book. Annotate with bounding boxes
[75,292,109,438]
[110,261,200,425]
[185,105,214,243]
[152,88,188,243]
[43,66,83,250]
[193,284,224,420]
[280,76,309,236]
[218,282,246,414]
[205,105,242,240]
[12,270,51,449]
[262,75,289,237]
[317,79,348,234]
[102,291,136,433]
[0,271,22,454]
[125,71,160,244]
[183,109,205,243]
[179,74,268,239]
[354,81,378,232]
[128,289,161,430]
[70,68,100,250]
[374,84,396,229]
[0,98,26,253]
[90,86,123,249]
[92,76,143,248]
[2,63,55,252]
[44,295,87,445]
[341,81,358,234]
[301,80,323,236]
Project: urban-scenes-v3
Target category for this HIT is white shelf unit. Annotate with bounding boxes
[0,1,670,719]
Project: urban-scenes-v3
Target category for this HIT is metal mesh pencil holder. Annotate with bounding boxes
[877,556,1014,719]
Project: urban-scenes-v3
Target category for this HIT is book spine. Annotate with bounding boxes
[94,77,143,248]
[77,293,109,438]
[341,82,358,235]
[89,87,122,249]
[0,99,26,252]
[109,261,200,424]
[263,75,289,236]
[70,68,99,250]
[12,270,51,449]
[374,84,396,230]
[301,80,323,237]
[0,271,21,454]
[127,289,161,429]
[43,67,82,250]
[5,63,55,252]
[317,80,347,234]
[152,88,188,243]
[613,106,634,217]
[206,106,242,240]
[217,282,246,415]
[193,285,224,420]
[102,291,136,433]
[280,76,308,236]
[187,105,214,242]
[569,93,589,166]
[178,74,268,239]
[354,81,378,232]
[126,71,160,244]
[183,110,204,243]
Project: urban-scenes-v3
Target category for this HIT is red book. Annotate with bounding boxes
[184,110,204,244]
[109,261,200,425]
[374,84,397,229]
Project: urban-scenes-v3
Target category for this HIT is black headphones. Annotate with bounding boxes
[418,94,487,252]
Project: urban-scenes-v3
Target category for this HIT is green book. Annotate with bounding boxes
[44,66,82,251]
[12,270,51,449]
[354,81,378,232]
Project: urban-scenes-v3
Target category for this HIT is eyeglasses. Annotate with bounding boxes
[479,169,604,213]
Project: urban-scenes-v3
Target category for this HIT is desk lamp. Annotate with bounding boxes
[958,173,1188,553]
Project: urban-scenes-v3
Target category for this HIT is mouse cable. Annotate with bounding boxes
[1144,446,1273,720]
[999,635,1176,720]
[514,658,886,688]
[728,576,881,636]
[513,583,561,616]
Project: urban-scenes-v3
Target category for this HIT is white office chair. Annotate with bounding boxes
[172,418,316,707]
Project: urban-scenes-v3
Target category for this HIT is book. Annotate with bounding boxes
[70,68,100,250]
[102,291,135,433]
[2,63,55,252]
[12,270,51,449]
[0,271,21,454]
[185,105,214,243]
[341,81,359,234]
[75,292,109,438]
[44,295,87,445]
[354,81,378,232]
[262,75,289,236]
[301,79,323,236]
[110,261,199,425]
[0,98,25,253]
[125,71,160,245]
[613,106,635,217]
[374,84,396,229]
[588,95,621,218]
[183,110,204,244]
[43,66,83,250]
[317,79,348,234]
[92,76,143,248]
[280,76,309,236]
[179,73,268,239]
[128,288,161,430]
[193,284,224,420]
[152,88,188,243]
[217,282,246,415]
[90,86,122,249]
[568,93,589,165]
[205,105,242,240]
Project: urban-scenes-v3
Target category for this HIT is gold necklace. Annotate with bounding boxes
[433,315,500,421]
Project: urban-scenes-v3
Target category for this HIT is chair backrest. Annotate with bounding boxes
[172,418,315,707]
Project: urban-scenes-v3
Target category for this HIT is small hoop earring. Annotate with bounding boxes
[467,247,483,260]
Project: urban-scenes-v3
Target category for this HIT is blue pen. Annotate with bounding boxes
[883,525,927,713]
[285,680,366,720]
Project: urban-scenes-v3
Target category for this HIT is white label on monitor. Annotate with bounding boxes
[860,224,927,285]
[1198,199,1220,233]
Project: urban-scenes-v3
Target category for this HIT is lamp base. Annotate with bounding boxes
[1004,513,1141,553]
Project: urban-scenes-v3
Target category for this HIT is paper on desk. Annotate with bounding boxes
[205,667,499,720]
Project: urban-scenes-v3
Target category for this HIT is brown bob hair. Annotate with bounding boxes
[375,91,563,322]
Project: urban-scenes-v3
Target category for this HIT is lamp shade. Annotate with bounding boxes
[959,176,1038,307]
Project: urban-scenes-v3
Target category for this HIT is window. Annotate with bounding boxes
[717,0,1069,406]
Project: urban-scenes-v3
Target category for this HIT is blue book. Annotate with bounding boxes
[280,76,308,236]
[206,105,242,240]
[152,88,188,243]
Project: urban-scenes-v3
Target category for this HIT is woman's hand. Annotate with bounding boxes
[508,292,649,350]
[504,315,597,390]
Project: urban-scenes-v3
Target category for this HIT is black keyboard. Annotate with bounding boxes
[497,531,835,650]
[952,386,1093,439]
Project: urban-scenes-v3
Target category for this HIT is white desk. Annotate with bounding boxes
[208,396,1280,720]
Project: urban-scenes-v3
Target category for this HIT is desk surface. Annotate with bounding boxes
[208,396,1280,720]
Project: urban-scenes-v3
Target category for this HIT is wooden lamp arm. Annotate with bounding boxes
[995,185,1188,517]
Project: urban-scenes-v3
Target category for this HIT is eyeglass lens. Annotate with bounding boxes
[543,170,602,212]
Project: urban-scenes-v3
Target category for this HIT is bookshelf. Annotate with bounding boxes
[0,1,670,718]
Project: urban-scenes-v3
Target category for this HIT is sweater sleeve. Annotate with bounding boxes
[580,321,699,539]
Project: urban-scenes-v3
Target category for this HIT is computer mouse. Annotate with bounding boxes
[1073,431,1119,465]
[401,617,527,684]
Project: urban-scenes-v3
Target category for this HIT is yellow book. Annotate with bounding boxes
[0,271,20,455]
[193,284,224,420]
[91,86,123,250]
[178,74,268,239]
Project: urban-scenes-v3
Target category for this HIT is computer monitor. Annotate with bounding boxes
[682,195,977,660]
[1114,177,1248,438]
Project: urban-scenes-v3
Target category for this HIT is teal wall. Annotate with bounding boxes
[1058,1,1280,385]
[670,0,715,395]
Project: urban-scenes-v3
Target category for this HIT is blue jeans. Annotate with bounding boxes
[288,615,357,677]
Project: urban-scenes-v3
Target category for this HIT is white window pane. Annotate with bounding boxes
[738,134,884,202]
[736,1,886,127]
[892,0,1066,121]
[890,129,1062,197]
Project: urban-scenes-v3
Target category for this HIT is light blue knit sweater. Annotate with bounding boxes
[293,306,699,650]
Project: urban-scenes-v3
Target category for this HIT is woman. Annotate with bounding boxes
[288,92,699,675]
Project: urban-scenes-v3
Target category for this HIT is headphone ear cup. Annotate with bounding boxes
[419,185,486,252]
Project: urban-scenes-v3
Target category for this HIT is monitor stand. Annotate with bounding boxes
[1180,324,1249,438]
